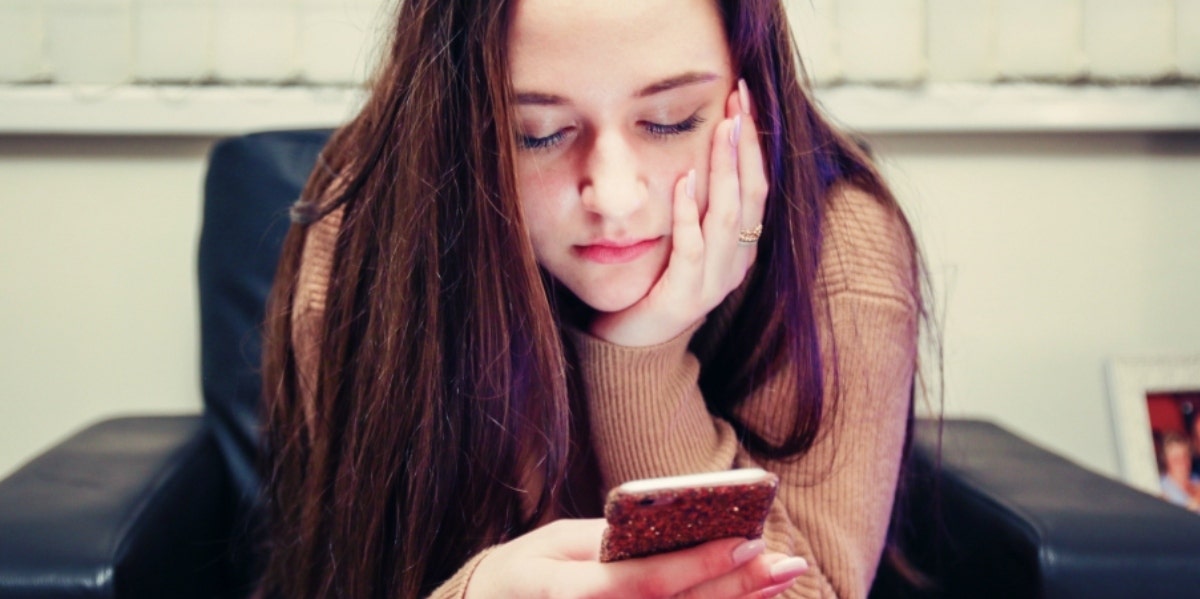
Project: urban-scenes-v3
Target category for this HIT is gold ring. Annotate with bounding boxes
[738,224,763,244]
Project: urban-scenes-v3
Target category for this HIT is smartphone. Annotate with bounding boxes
[599,468,779,562]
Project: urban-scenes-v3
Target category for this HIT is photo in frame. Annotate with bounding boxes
[1106,355,1200,501]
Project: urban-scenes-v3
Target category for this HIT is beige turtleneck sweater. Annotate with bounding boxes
[289,184,918,599]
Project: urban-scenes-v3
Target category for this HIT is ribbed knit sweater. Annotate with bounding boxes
[288,184,918,599]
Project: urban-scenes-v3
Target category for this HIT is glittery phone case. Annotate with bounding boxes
[599,468,779,562]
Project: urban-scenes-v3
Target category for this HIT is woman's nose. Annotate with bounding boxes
[579,131,646,220]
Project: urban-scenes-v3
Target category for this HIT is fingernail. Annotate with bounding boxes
[729,114,742,147]
[769,557,809,582]
[731,539,765,566]
[738,78,751,115]
[685,168,696,199]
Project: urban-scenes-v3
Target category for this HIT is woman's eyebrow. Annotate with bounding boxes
[514,71,720,106]
[515,91,566,106]
[635,71,719,97]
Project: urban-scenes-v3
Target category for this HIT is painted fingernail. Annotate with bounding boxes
[730,114,742,147]
[685,168,696,199]
[769,557,809,582]
[731,539,765,566]
[738,78,751,115]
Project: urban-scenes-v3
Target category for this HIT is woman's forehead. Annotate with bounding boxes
[508,0,731,100]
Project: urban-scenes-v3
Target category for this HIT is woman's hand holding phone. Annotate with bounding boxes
[590,82,769,347]
[464,518,808,599]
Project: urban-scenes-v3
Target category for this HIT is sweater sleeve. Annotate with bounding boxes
[566,186,918,599]
[424,547,496,599]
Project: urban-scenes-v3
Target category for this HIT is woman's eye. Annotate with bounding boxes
[642,113,705,139]
[518,129,568,151]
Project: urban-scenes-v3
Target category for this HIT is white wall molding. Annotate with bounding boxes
[0,84,365,136]
[816,84,1200,134]
[1,83,1197,136]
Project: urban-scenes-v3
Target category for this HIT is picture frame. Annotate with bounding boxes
[1106,355,1200,495]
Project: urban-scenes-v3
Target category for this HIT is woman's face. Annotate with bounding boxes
[508,0,734,313]
[1166,442,1192,478]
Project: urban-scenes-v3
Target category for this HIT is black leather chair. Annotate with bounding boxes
[2,129,1198,599]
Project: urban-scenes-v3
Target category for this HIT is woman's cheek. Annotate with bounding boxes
[650,138,713,207]
[517,163,571,217]
[515,160,551,201]
[685,132,716,216]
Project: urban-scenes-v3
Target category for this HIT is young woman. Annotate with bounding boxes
[261,0,925,598]
[1160,433,1200,512]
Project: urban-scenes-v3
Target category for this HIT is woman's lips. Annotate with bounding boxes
[574,237,661,264]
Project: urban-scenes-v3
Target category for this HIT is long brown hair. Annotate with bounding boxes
[259,1,926,598]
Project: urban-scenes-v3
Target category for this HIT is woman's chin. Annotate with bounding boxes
[574,285,649,314]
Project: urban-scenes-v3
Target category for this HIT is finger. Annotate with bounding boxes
[702,114,743,296]
[735,82,768,260]
[599,537,754,598]
[537,518,608,561]
[749,580,799,599]
[737,77,754,119]
[678,553,809,599]
[736,120,766,222]
[658,169,705,303]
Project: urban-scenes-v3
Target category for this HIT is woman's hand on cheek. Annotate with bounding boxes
[590,83,769,347]
[464,519,806,599]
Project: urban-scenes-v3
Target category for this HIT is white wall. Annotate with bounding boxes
[1,132,1198,480]
[3,0,1198,85]
[873,132,1200,475]
[0,136,215,477]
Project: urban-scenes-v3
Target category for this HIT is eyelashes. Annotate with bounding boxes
[518,113,706,152]
[519,129,569,151]
[643,113,705,139]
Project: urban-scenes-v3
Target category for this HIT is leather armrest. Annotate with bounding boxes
[884,418,1200,599]
[0,416,247,599]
